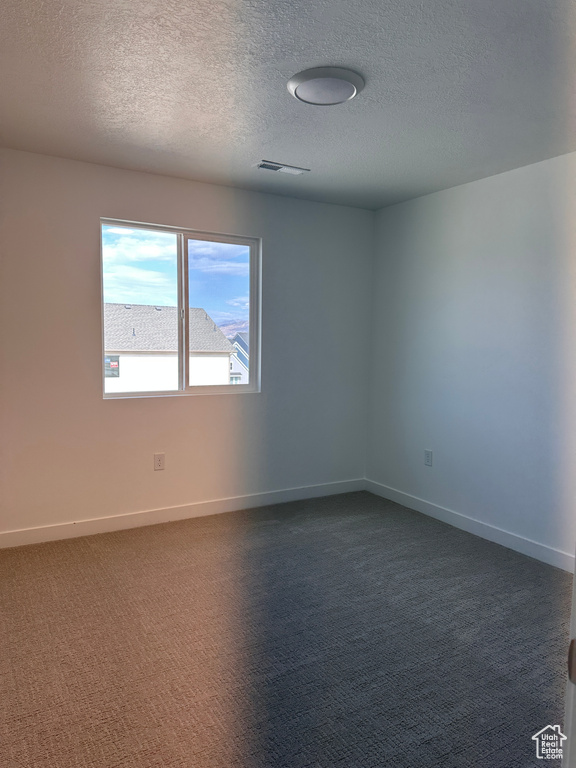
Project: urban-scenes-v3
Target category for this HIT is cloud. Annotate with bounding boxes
[102,230,250,277]
[188,258,249,276]
[188,240,250,276]
[209,297,249,325]
[226,296,250,310]
[103,265,177,305]
[188,241,247,259]
[210,307,248,323]
[102,230,178,264]
[106,227,135,235]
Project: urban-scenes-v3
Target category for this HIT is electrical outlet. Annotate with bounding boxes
[424,449,433,467]
[154,453,165,471]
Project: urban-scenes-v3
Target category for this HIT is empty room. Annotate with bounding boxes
[1,0,576,766]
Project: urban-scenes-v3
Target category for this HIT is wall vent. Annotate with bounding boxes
[257,160,310,175]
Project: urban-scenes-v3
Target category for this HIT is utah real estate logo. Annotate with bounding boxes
[532,725,566,760]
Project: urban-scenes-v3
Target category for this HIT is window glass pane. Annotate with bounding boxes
[102,225,179,393]
[187,239,250,387]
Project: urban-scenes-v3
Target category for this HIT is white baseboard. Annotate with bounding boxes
[3,477,572,573]
[365,479,575,573]
[0,479,365,549]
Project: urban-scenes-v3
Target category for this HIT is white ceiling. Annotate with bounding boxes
[1,0,575,209]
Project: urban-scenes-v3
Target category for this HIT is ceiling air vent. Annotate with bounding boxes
[257,160,310,176]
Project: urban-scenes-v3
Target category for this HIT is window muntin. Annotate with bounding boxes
[101,220,260,397]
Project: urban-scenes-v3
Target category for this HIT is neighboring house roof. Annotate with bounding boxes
[104,304,234,353]
[231,332,249,370]
[234,332,249,350]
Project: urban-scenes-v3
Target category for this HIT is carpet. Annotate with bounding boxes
[0,491,571,767]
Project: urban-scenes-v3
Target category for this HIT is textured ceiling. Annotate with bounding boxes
[1,0,575,209]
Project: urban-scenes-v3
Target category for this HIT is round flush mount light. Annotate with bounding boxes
[287,67,365,106]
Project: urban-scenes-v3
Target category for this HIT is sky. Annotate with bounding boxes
[102,225,250,334]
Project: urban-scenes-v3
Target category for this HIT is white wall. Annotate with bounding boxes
[103,353,232,394]
[189,353,231,387]
[367,153,576,567]
[104,354,179,394]
[0,148,373,539]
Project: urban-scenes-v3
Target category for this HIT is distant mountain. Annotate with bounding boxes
[219,319,249,339]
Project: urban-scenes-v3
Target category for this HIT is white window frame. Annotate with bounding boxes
[101,218,261,398]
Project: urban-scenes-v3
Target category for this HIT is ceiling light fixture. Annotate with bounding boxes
[287,67,365,106]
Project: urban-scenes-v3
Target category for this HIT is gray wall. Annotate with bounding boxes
[368,153,576,564]
[0,149,373,536]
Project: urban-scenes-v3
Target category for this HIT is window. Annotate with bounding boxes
[104,355,120,377]
[101,220,260,397]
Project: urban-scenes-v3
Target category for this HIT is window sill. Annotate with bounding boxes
[103,385,260,399]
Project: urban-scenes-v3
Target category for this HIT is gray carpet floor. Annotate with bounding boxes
[0,491,571,767]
